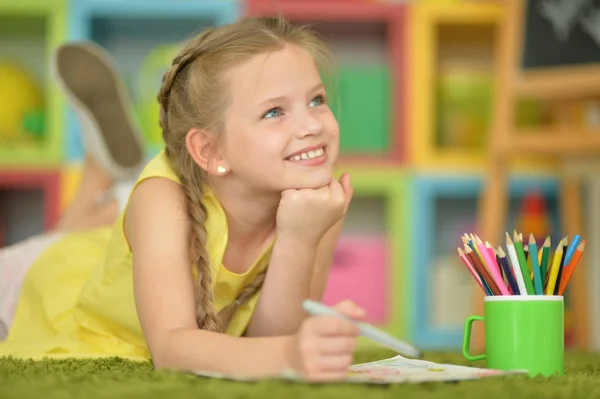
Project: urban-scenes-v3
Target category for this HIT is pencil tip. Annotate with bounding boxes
[529,233,536,244]
[506,232,513,244]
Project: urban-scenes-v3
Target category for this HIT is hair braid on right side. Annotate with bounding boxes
[179,162,225,333]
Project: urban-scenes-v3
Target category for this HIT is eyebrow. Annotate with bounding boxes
[257,82,325,106]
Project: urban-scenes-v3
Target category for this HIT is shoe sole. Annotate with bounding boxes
[52,43,145,178]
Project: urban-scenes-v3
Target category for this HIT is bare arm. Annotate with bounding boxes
[125,178,291,376]
[245,217,345,337]
[309,217,345,300]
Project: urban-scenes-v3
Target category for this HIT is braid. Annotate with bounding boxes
[218,268,268,327]
[179,164,224,333]
[157,28,215,133]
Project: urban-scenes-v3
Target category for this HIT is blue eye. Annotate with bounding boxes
[310,95,325,107]
[263,108,282,119]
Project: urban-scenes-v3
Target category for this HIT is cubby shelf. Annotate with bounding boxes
[409,174,564,349]
[64,0,241,163]
[0,0,67,167]
[0,168,61,247]
[247,0,408,165]
[330,164,410,338]
[409,1,504,171]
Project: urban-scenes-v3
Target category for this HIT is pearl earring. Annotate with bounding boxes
[217,166,227,174]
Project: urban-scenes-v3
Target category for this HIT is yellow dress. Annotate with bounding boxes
[0,150,274,361]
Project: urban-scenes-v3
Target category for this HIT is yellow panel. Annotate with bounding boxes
[409,1,555,172]
[60,163,82,210]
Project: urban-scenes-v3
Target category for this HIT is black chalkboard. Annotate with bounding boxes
[522,0,600,69]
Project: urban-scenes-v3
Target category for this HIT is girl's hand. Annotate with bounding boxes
[285,300,367,382]
[276,173,353,245]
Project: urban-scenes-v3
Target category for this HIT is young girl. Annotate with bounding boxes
[0,16,368,381]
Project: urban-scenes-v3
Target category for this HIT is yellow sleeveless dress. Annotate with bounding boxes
[0,150,273,360]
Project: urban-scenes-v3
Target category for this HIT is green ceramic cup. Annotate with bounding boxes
[462,296,564,377]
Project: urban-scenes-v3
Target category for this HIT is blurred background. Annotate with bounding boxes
[0,0,599,352]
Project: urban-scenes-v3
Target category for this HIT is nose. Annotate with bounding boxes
[294,107,324,139]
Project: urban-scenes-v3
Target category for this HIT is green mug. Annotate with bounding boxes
[463,296,564,377]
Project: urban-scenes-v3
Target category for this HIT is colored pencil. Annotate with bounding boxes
[553,237,568,295]
[540,236,551,284]
[475,237,509,295]
[458,247,487,294]
[545,237,565,295]
[465,246,501,295]
[506,233,527,295]
[524,244,529,262]
[564,234,581,266]
[513,232,535,295]
[558,241,586,295]
[497,246,520,295]
[469,234,484,261]
[528,233,543,295]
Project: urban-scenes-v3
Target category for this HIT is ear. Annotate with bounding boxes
[186,128,229,176]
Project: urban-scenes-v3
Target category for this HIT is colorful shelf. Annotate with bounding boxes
[0,0,67,167]
[247,0,408,165]
[64,0,241,162]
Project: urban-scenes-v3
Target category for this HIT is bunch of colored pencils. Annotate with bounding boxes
[457,231,585,296]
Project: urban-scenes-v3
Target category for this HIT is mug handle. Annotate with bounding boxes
[462,315,486,361]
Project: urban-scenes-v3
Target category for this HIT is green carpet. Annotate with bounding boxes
[1,348,599,399]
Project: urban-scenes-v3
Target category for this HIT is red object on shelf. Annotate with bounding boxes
[245,0,408,165]
[0,169,61,233]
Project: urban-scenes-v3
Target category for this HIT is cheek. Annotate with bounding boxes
[225,130,284,169]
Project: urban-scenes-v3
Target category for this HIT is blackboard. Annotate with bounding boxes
[522,0,600,69]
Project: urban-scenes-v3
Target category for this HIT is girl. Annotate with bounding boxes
[0,16,367,382]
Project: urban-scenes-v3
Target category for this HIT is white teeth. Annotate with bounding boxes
[288,146,325,161]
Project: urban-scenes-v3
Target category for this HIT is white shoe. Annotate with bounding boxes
[51,42,146,180]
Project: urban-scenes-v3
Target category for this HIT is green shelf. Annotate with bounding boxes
[329,65,391,155]
[0,0,66,167]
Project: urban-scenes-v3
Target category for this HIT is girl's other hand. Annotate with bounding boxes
[276,172,353,245]
[285,300,367,382]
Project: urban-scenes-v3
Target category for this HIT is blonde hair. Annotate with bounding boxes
[157,16,334,333]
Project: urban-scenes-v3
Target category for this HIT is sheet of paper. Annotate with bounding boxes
[192,355,525,384]
[343,355,525,384]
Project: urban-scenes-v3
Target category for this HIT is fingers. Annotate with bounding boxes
[311,316,359,337]
[338,172,353,213]
[333,299,367,321]
[317,336,357,355]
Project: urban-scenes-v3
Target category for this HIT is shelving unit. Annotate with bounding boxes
[64,0,241,162]
[246,0,408,165]
[1,0,594,351]
[0,0,66,167]
[410,174,565,348]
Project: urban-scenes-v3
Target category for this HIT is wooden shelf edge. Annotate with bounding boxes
[246,0,406,21]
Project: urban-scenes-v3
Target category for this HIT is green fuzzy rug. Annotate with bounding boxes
[1,348,599,399]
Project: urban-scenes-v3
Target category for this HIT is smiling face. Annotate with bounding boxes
[218,43,340,192]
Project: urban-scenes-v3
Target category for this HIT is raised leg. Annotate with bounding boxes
[54,154,118,231]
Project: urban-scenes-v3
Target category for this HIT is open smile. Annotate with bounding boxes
[285,145,327,166]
